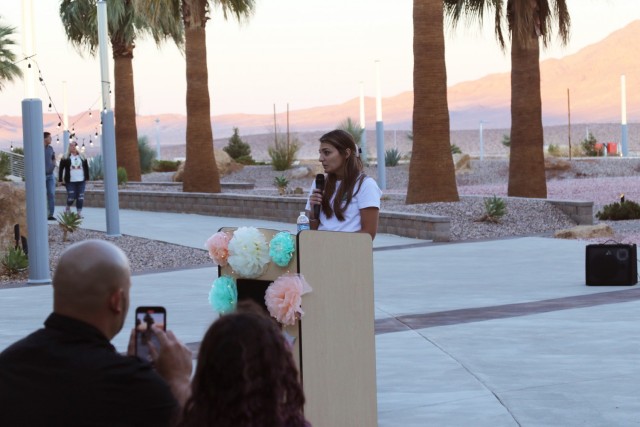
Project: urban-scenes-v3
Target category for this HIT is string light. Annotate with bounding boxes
[56,136,60,144]
[10,142,14,151]
[57,122,61,129]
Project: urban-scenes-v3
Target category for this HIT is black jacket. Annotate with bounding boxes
[58,155,90,184]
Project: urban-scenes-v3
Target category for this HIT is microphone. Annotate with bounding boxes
[314,173,325,220]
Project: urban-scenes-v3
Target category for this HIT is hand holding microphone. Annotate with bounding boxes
[313,173,325,220]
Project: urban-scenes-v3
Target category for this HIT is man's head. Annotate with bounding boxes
[44,132,51,146]
[52,240,131,340]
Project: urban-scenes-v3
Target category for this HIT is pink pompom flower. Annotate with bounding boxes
[204,231,231,266]
[265,274,312,326]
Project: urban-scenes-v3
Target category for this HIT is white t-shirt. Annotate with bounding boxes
[305,176,382,233]
[69,154,84,182]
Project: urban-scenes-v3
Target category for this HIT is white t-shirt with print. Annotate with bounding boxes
[69,154,84,182]
[305,176,382,233]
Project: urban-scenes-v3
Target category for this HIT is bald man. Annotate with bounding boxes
[0,240,192,426]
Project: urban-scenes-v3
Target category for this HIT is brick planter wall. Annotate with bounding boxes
[56,190,592,243]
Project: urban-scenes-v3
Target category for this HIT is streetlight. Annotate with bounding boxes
[479,120,489,161]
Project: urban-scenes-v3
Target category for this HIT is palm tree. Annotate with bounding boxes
[0,20,22,91]
[59,0,183,182]
[138,0,255,193]
[406,0,459,204]
[445,0,570,198]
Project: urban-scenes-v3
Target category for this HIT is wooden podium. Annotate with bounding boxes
[219,228,378,427]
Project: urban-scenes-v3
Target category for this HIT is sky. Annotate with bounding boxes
[1,0,639,119]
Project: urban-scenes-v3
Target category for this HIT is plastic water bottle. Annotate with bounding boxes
[296,211,310,233]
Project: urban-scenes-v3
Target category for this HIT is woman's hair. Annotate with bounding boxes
[177,301,307,427]
[64,142,84,160]
[319,129,365,221]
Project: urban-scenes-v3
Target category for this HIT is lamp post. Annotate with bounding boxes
[155,118,161,160]
[375,60,386,190]
[479,120,489,161]
[97,0,120,236]
[62,81,70,155]
[621,74,628,157]
[21,0,50,284]
[359,81,367,164]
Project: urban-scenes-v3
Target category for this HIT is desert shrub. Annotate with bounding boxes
[501,134,511,148]
[12,147,24,155]
[478,195,507,223]
[138,136,157,174]
[152,159,181,172]
[596,200,640,221]
[547,144,561,157]
[117,167,128,185]
[89,155,103,180]
[268,133,299,171]
[56,211,82,242]
[385,148,402,167]
[451,144,462,154]
[224,127,254,164]
[581,132,602,157]
[0,152,9,179]
[1,246,28,275]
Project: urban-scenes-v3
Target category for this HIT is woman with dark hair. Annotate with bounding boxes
[306,129,382,239]
[176,302,309,427]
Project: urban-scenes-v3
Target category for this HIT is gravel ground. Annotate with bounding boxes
[4,158,640,288]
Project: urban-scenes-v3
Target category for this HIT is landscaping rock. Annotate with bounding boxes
[554,224,614,240]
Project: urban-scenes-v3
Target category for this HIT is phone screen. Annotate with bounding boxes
[135,307,166,363]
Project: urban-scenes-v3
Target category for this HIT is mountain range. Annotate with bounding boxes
[1,20,638,150]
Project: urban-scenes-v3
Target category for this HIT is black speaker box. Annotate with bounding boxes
[585,243,638,286]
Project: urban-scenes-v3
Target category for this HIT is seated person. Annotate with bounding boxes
[0,240,192,426]
[177,301,310,427]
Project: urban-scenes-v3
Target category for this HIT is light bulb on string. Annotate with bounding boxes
[89,137,93,146]
[57,122,61,129]
[89,111,92,118]
[48,102,52,112]
[10,142,13,151]
[56,136,60,144]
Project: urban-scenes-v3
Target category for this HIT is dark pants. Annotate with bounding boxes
[65,181,86,210]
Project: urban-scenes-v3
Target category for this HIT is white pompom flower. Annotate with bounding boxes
[227,227,270,278]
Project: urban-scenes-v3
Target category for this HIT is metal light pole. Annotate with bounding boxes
[479,120,487,161]
[374,60,386,190]
[97,0,120,236]
[21,0,50,284]
[621,74,629,157]
[359,81,367,164]
[62,81,70,155]
[155,118,161,160]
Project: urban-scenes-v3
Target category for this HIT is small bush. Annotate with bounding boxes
[477,195,507,223]
[152,159,181,172]
[268,133,299,171]
[138,136,157,174]
[547,144,561,157]
[0,152,9,179]
[274,175,289,195]
[451,144,462,154]
[581,132,602,157]
[57,211,82,242]
[224,127,254,163]
[596,200,640,221]
[1,246,28,275]
[12,147,24,155]
[385,148,402,167]
[117,167,128,186]
[89,155,103,180]
[501,134,511,148]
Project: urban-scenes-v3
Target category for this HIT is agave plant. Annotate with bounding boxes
[57,211,83,242]
[273,175,289,195]
[1,246,28,275]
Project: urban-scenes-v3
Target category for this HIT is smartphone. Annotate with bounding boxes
[134,306,166,362]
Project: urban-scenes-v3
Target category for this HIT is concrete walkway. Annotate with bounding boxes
[2,207,639,426]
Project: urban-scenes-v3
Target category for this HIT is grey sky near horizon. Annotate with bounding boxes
[1,0,638,118]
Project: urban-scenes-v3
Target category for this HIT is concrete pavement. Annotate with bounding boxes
[1,206,639,426]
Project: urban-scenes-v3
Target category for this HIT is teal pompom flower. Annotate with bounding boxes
[209,275,238,314]
[269,231,295,267]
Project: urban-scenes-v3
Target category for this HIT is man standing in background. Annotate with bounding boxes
[44,131,56,220]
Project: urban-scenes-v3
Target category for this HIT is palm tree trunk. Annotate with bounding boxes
[182,2,221,193]
[113,46,142,182]
[406,0,459,204]
[507,34,547,198]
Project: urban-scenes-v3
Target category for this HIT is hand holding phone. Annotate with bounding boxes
[134,306,166,363]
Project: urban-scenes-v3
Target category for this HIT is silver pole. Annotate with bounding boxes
[375,60,386,190]
[97,0,120,236]
[155,118,161,160]
[359,81,367,164]
[23,99,50,284]
[479,120,484,161]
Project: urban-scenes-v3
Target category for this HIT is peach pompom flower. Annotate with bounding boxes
[205,231,232,266]
[265,273,312,326]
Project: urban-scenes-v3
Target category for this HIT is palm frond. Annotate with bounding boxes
[0,21,23,90]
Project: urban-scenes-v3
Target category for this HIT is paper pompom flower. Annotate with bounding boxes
[204,231,231,266]
[265,274,312,326]
[269,232,295,267]
[209,275,237,314]
[228,227,270,278]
